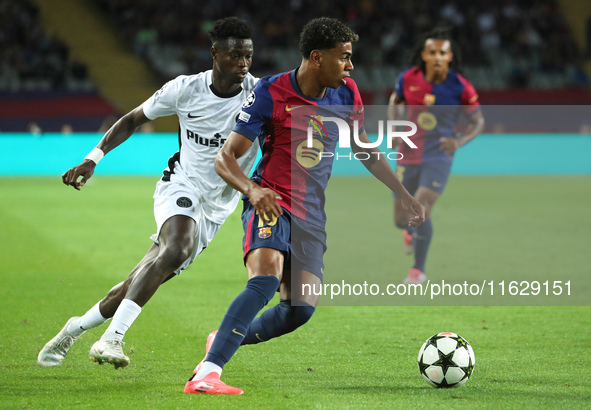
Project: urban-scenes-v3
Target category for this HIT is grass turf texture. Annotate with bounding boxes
[0,176,589,408]
[323,175,591,305]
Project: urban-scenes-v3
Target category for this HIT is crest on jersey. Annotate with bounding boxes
[243,91,256,108]
[423,93,436,105]
[258,227,272,239]
[304,115,327,139]
[296,114,327,169]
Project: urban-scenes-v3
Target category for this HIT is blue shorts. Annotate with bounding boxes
[241,199,327,280]
[392,161,452,197]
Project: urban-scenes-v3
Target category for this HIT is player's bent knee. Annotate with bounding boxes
[158,243,193,270]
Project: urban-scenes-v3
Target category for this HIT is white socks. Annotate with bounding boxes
[67,301,108,337]
[194,361,223,380]
[101,299,142,341]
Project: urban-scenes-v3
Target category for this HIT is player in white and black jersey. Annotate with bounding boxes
[38,17,259,369]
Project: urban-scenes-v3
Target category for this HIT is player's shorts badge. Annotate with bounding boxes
[176,197,193,208]
[258,227,272,239]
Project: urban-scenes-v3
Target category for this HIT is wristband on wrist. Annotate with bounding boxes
[84,148,104,164]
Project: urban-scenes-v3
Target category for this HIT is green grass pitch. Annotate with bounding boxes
[0,175,589,408]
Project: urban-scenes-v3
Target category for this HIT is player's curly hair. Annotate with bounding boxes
[298,17,359,58]
[208,17,254,45]
[409,27,463,73]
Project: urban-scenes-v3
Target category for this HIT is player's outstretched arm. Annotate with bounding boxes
[439,110,485,154]
[62,106,150,190]
[387,92,406,149]
[215,131,282,223]
[387,92,405,121]
[352,130,425,227]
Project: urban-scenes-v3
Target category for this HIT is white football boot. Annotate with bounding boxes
[89,339,130,369]
[37,317,83,367]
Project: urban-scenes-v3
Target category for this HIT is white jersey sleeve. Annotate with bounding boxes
[140,71,260,225]
[143,77,184,119]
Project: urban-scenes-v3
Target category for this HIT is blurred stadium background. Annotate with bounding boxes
[1,0,590,133]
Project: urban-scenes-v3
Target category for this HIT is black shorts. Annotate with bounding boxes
[241,199,327,280]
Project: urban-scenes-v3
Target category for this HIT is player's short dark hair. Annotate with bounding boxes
[298,17,359,58]
[208,17,254,46]
[410,27,463,73]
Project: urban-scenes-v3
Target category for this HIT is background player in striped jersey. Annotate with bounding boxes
[184,17,425,395]
[388,28,485,284]
[38,17,259,369]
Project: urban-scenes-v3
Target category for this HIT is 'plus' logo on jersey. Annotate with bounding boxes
[186,130,226,148]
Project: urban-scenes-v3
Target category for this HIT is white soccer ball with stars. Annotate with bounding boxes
[417,332,475,388]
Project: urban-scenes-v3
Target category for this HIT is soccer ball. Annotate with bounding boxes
[417,332,475,388]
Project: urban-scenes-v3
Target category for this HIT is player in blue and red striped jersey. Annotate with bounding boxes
[184,17,425,395]
[388,28,485,284]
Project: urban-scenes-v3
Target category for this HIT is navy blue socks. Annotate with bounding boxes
[241,299,315,345]
[205,275,280,368]
[413,218,433,272]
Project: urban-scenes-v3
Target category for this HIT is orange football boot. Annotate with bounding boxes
[184,372,244,395]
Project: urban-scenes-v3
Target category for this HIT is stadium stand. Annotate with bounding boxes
[1,0,589,131]
[93,0,590,97]
[0,0,93,92]
[0,0,120,131]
